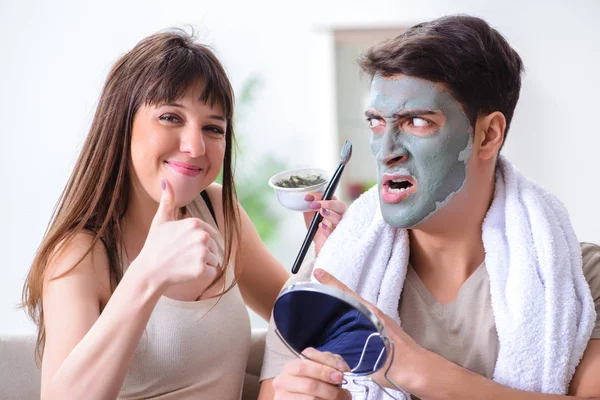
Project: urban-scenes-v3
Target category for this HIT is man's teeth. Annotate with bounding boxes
[386,179,413,194]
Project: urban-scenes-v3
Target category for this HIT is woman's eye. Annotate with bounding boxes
[368,118,384,128]
[411,117,429,127]
[205,126,225,135]
[159,114,180,123]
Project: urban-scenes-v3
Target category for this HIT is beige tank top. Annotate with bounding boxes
[118,195,251,400]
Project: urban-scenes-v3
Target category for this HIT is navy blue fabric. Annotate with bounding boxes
[274,291,350,350]
[315,309,385,373]
[274,291,385,374]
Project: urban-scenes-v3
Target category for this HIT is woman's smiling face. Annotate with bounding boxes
[130,83,227,207]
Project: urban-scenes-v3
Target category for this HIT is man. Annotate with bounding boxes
[258,15,600,400]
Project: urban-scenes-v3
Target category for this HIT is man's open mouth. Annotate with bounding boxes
[381,174,417,203]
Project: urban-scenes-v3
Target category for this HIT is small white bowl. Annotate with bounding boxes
[268,168,330,212]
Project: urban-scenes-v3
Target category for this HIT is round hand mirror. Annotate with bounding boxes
[273,282,403,399]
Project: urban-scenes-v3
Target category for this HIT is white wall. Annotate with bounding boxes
[1,0,599,334]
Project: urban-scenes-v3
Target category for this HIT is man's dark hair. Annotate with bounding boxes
[359,15,524,139]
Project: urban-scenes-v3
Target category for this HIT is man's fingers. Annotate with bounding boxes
[313,269,352,294]
[313,268,374,310]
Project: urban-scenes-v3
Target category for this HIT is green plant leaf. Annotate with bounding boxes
[217,75,287,245]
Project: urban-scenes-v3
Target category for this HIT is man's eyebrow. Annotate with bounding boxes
[389,109,437,119]
[364,109,383,119]
[365,109,439,119]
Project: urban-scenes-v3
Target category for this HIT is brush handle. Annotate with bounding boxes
[291,163,345,274]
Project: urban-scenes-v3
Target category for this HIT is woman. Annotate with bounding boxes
[22,30,346,399]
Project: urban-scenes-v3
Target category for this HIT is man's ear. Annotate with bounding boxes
[476,111,506,160]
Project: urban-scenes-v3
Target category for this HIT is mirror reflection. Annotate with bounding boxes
[273,283,387,375]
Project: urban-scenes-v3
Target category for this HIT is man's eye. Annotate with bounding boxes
[368,118,384,128]
[411,117,429,127]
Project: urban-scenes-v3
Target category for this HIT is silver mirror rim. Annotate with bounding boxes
[273,281,391,377]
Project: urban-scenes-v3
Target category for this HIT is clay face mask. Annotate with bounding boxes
[274,174,327,189]
[367,75,472,228]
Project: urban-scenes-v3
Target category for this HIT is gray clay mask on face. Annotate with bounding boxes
[368,75,472,228]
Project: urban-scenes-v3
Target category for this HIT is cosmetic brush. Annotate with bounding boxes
[291,140,353,274]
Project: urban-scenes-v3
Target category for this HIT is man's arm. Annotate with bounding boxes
[401,340,600,400]
[314,268,600,400]
[401,244,600,399]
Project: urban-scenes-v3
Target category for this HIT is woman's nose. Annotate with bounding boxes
[180,126,206,158]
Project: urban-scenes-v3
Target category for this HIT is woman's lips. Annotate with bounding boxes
[165,161,203,177]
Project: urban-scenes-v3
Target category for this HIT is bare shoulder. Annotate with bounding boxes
[203,183,249,229]
[45,231,112,303]
[204,182,224,204]
[203,183,224,224]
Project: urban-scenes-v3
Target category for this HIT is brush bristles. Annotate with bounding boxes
[340,140,352,165]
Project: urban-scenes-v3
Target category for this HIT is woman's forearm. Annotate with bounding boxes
[43,264,162,400]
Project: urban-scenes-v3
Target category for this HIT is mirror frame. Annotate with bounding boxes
[273,281,392,377]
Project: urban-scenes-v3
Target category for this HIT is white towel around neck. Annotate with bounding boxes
[313,156,595,399]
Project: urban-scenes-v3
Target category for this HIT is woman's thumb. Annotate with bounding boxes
[150,178,175,229]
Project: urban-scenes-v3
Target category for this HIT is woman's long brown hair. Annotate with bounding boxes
[22,29,241,362]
